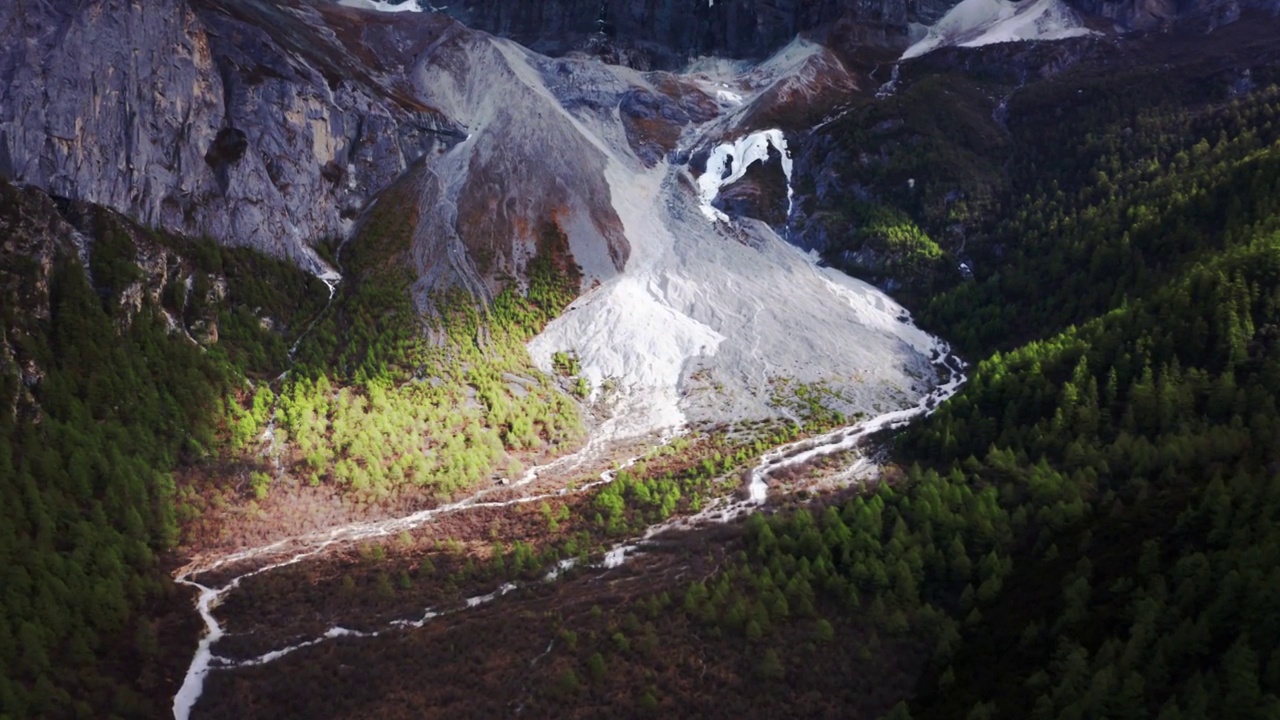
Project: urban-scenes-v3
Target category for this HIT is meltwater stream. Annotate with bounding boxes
[172,339,965,718]
[170,411,671,719]
[596,339,966,569]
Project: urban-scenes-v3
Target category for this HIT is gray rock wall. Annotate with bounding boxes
[0,0,225,249]
[1070,0,1279,29]
[445,0,956,67]
[3,0,1272,272]
[442,0,1275,66]
[0,0,461,270]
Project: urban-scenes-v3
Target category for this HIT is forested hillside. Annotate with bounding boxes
[514,31,1280,720]
[281,179,585,499]
[0,183,331,716]
[0,177,588,717]
[896,48,1280,720]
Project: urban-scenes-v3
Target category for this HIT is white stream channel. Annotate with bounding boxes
[171,415,670,719]
[172,344,965,719]
[595,339,967,569]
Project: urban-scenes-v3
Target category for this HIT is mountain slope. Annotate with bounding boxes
[902,0,1094,60]
[0,179,334,717]
[5,2,1280,719]
[174,16,1280,720]
[0,0,461,269]
[320,18,948,437]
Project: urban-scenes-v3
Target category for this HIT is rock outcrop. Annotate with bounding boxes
[1070,0,1279,29]
[445,0,959,67]
[436,0,1280,66]
[3,0,1274,279]
[0,0,463,271]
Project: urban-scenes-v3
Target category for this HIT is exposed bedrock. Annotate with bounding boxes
[4,0,1274,277]
[444,0,954,67]
[0,0,463,270]
[443,0,1280,67]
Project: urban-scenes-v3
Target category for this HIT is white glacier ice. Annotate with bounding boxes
[902,0,1094,60]
[337,0,425,12]
[696,129,793,223]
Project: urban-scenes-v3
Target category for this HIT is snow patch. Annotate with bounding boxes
[716,88,744,105]
[696,129,793,222]
[902,0,1094,60]
[316,270,342,299]
[337,0,424,12]
[602,546,628,568]
[544,557,580,581]
[171,582,222,720]
[173,541,343,719]
[392,609,442,629]
[234,627,381,669]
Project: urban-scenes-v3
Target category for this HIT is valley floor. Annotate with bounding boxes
[169,345,964,718]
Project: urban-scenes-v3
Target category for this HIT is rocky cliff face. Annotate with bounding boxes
[0,178,249,390]
[3,0,1274,278]
[1069,0,1279,29]
[437,0,1280,67]
[445,0,956,68]
[0,0,462,272]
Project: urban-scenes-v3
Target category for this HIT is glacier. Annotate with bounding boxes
[903,0,1094,59]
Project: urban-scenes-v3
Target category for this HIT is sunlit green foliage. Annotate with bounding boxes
[283,199,585,501]
[828,202,950,293]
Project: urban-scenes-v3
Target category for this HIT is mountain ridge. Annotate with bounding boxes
[4,0,1277,279]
